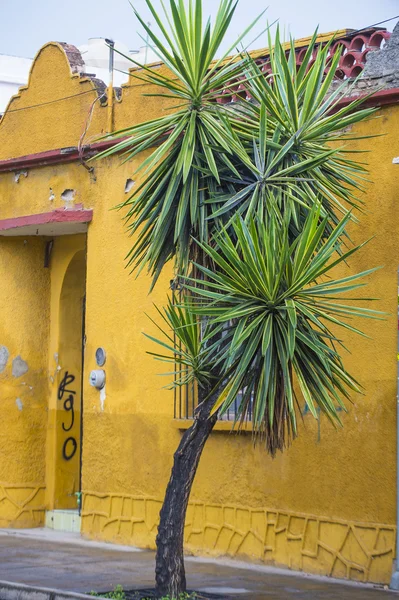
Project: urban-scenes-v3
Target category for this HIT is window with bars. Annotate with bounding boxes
[174,382,254,421]
[171,289,253,422]
[173,376,254,422]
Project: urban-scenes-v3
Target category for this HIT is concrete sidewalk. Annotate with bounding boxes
[0,528,397,599]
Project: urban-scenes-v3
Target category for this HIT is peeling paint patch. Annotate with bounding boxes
[100,385,106,411]
[124,178,135,193]
[15,398,23,411]
[14,170,28,183]
[49,353,61,383]
[0,346,9,373]
[49,187,55,202]
[12,356,29,378]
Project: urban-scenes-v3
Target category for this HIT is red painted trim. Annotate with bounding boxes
[0,139,118,173]
[0,208,93,232]
[0,87,398,173]
[333,88,399,111]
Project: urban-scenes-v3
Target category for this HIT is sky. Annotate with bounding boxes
[1,0,398,59]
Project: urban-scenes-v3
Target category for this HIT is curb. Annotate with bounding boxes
[0,581,105,600]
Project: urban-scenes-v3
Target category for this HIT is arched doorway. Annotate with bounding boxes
[55,249,86,509]
[45,236,86,529]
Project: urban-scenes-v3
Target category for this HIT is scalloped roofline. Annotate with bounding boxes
[0,42,108,119]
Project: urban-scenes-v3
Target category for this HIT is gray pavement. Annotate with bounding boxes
[0,529,397,599]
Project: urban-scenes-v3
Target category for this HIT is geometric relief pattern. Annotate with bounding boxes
[82,492,396,585]
[0,482,46,526]
[185,504,396,585]
[81,491,161,545]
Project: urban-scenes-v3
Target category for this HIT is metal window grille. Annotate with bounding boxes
[171,288,253,422]
[174,380,253,421]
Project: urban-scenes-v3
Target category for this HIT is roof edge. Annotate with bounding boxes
[0,87,397,173]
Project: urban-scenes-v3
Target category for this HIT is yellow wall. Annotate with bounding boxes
[0,43,106,160]
[0,237,49,527]
[0,41,398,584]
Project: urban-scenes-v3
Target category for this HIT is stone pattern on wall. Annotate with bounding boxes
[81,491,395,584]
[0,482,45,527]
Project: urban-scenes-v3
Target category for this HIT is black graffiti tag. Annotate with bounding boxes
[58,371,77,461]
[58,371,76,400]
[62,437,78,461]
[62,395,75,432]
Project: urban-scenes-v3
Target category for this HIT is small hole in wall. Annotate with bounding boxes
[125,178,135,193]
[61,189,76,202]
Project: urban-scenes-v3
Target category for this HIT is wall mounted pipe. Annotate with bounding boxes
[390,270,399,590]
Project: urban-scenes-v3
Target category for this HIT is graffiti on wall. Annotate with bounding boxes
[58,371,77,461]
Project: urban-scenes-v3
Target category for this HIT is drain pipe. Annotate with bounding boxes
[105,38,115,133]
[144,22,151,65]
[390,269,399,589]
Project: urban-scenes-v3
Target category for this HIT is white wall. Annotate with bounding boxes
[0,54,32,113]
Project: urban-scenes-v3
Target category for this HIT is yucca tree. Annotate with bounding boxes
[97,1,380,597]
[98,0,265,286]
[182,209,382,452]
[209,31,374,237]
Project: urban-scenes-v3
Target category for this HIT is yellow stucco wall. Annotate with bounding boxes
[0,237,49,527]
[0,41,398,584]
[0,43,106,160]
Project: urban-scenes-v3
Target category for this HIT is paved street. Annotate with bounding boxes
[0,529,398,599]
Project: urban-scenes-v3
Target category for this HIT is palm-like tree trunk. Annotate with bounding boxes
[155,392,218,598]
